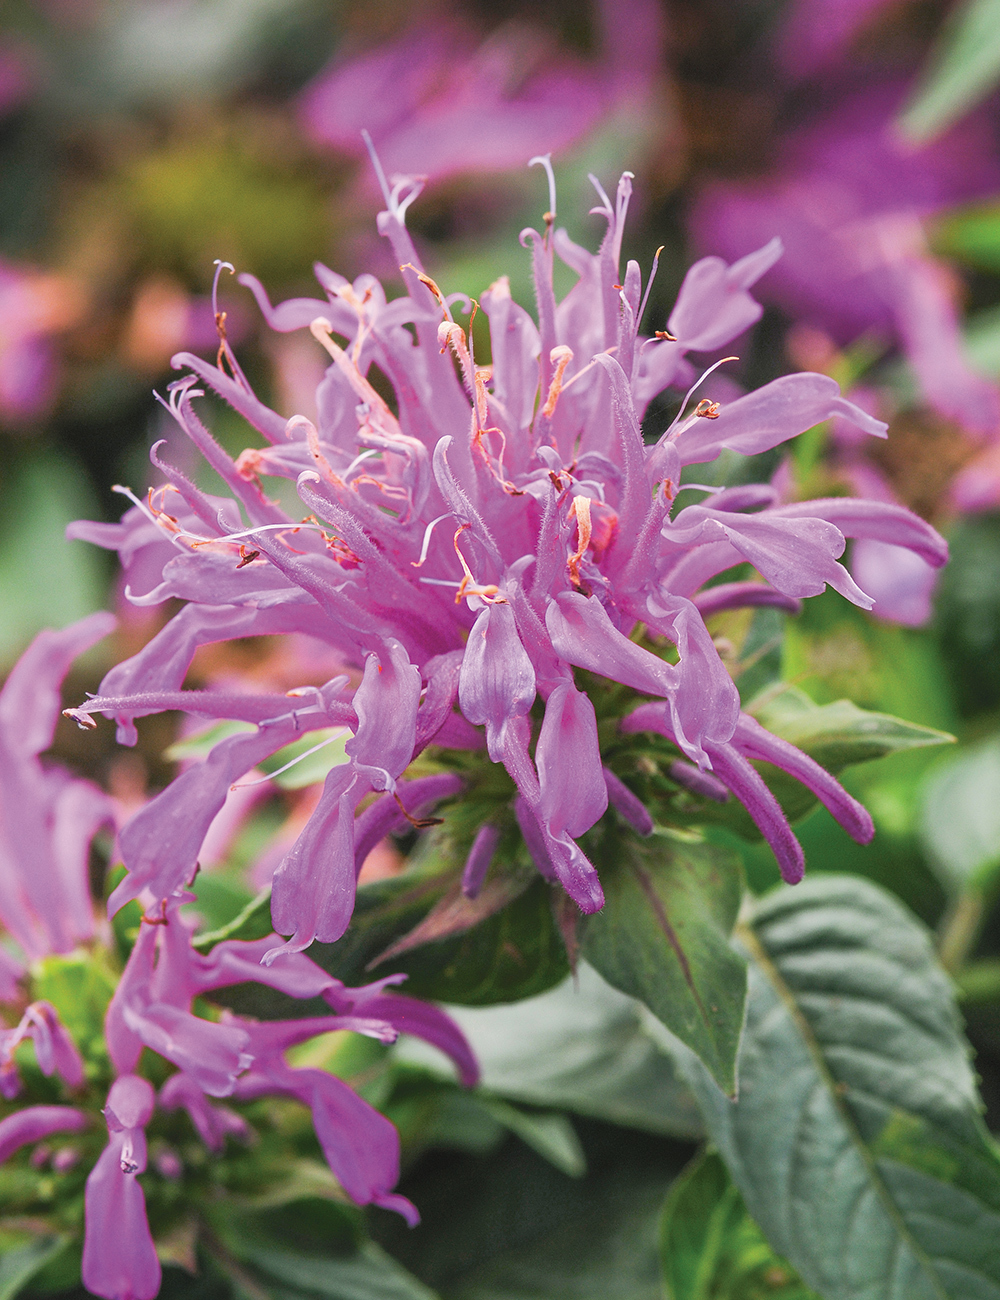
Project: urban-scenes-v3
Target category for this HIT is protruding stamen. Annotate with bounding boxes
[567,494,593,590]
[541,345,574,419]
[392,789,444,829]
[361,128,393,210]
[452,524,500,603]
[529,153,557,227]
[664,356,738,440]
[694,399,721,419]
[411,512,456,568]
[231,730,347,789]
[637,246,665,332]
[402,264,450,318]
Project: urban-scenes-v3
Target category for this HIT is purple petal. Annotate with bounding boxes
[536,681,607,838]
[773,497,948,568]
[458,602,536,763]
[733,714,874,844]
[160,1073,248,1152]
[268,763,364,959]
[692,580,801,618]
[0,612,115,759]
[111,718,305,914]
[82,1132,160,1300]
[346,638,422,789]
[461,822,501,898]
[672,372,887,467]
[668,759,730,803]
[121,1002,252,1098]
[850,538,939,627]
[705,741,805,884]
[602,768,654,835]
[0,1106,86,1164]
[666,240,782,352]
[335,990,479,1088]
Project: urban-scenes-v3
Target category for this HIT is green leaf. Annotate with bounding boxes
[661,1150,820,1300]
[167,721,349,789]
[0,1237,68,1300]
[935,205,1000,275]
[899,0,1000,142]
[404,963,704,1138]
[192,885,274,951]
[935,515,1000,715]
[312,873,570,1007]
[475,1097,586,1178]
[674,875,1000,1300]
[581,834,747,1097]
[0,448,108,667]
[235,1241,439,1300]
[165,719,255,761]
[920,734,1000,894]
[751,687,954,772]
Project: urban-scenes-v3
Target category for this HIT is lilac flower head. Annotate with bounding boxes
[68,162,945,942]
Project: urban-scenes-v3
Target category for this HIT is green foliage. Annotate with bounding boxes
[936,514,1000,715]
[582,834,747,1097]
[674,875,1000,1300]
[661,1151,818,1300]
[0,1238,68,1300]
[424,964,705,1139]
[311,872,570,1007]
[900,0,1000,141]
[374,1121,686,1300]
[0,448,108,667]
[920,734,1000,895]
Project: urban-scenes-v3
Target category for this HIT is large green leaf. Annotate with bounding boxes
[374,1120,685,1300]
[401,963,704,1139]
[225,1241,439,1300]
[661,1150,819,1300]
[899,0,1000,142]
[581,834,747,1097]
[920,735,1000,894]
[675,875,1000,1300]
[0,1237,69,1300]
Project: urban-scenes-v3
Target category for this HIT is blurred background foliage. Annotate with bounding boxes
[7,0,1000,1296]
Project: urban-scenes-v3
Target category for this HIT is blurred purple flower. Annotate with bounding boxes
[773,0,898,80]
[691,82,1000,437]
[67,165,944,923]
[0,613,116,981]
[299,0,663,190]
[0,262,83,425]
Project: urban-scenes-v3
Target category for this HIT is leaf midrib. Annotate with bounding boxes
[736,919,952,1300]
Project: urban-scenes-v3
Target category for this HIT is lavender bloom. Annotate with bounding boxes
[0,614,115,976]
[0,623,478,1280]
[0,1105,87,1164]
[298,0,663,194]
[691,82,1000,438]
[0,1000,84,1099]
[82,1075,161,1300]
[68,164,946,922]
[0,260,82,424]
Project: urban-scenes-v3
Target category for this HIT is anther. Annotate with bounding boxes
[392,790,444,829]
[694,399,721,419]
